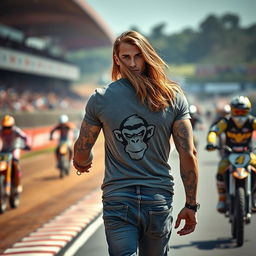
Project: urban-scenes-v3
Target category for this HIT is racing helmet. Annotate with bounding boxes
[1,115,15,128]
[189,105,197,114]
[230,96,251,127]
[1,115,15,134]
[59,114,69,124]
[223,104,231,115]
[215,103,230,117]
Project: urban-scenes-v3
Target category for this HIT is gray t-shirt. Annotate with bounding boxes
[84,78,190,196]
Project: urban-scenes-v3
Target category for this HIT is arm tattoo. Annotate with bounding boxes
[173,121,190,152]
[180,165,197,203]
[76,122,100,153]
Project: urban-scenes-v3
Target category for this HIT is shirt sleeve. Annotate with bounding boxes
[83,92,103,127]
[174,93,191,121]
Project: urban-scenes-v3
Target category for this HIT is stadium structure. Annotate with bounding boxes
[0,0,114,126]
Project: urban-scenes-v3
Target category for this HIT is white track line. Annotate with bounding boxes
[63,214,103,256]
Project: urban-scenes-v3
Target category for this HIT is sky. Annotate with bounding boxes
[86,0,256,36]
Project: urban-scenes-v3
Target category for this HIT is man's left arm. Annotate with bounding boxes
[73,120,101,173]
[172,119,199,236]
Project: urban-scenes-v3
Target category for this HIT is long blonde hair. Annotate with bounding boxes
[112,30,183,111]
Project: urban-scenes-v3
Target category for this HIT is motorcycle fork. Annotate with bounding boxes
[5,163,12,196]
[229,167,251,216]
[245,170,252,215]
[228,168,235,217]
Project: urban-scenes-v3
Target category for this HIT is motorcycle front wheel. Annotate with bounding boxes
[0,175,8,213]
[234,187,245,247]
[59,155,66,178]
[9,186,20,209]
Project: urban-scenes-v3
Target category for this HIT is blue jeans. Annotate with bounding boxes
[102,185,173,256]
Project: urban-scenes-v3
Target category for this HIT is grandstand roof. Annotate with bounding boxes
[0,0,114,50]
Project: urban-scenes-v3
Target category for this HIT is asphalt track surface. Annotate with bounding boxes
[1,128,256,255]
[73,129,256,256]
[0,133,105,254]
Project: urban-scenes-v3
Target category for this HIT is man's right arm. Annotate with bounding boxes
[73,120,101,173]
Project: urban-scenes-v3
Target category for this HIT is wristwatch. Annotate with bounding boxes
[185,202,200,212]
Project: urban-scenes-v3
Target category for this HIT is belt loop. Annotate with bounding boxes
[136,185,140,195]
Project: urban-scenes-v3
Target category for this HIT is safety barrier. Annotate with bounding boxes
[23,126,56,151]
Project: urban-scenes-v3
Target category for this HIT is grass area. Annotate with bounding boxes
[168,64,196,77]
[21,147,55,160]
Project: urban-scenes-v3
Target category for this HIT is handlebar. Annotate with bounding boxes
[214,145,232,152]
[206,144,255,153]
[0,145,31,153]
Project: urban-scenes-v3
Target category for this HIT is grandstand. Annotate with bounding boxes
[0,0,114,126]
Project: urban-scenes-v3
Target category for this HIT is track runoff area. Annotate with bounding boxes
[2,189,103,256]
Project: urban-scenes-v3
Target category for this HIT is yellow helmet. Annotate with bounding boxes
[1,115,15,128]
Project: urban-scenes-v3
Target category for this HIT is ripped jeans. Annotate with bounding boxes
[102,185,173,256]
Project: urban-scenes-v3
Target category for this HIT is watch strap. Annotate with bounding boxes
[185,202,200,212]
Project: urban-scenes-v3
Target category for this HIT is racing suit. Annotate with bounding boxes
[0,126,30,189]
[50,122,75,163]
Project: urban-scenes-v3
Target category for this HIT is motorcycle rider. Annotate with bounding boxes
[0,115,31,193]
[206,96,256,213]
[50,114,75,167]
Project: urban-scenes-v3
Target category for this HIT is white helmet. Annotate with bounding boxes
[223,104,231,114]
[59,114,69,124]
[189,105,197,114]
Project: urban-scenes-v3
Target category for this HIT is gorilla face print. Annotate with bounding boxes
[113,114,155,160]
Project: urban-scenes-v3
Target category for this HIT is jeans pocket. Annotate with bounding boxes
[103,202,129,230]
[149,207,173,238]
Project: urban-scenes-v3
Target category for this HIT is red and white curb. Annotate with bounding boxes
[1,189,102,256]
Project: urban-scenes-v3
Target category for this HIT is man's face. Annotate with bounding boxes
[114,42,146,75]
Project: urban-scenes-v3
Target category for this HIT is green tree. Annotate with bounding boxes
[221,13,240,30]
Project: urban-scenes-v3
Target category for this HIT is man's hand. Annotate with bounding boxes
[206,143,215,151]
[175,207,197,236]
[73,160,92,174]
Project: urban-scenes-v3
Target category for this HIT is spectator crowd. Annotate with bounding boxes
[0,81,85,113]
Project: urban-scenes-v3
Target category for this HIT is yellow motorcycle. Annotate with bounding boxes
[217,145,256,247]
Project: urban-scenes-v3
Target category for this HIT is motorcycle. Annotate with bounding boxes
[215,145,256,247]
[0,145,29,214]
[57,141,71,178]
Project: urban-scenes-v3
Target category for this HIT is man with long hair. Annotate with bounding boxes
[73,31,199,256]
